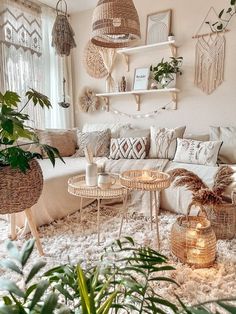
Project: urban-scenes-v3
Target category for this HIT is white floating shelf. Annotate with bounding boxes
[96,88,180,111]
[117,41,178,71]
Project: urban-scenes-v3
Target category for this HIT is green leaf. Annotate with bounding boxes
[217,301,236,313]
[41,144,64,166]
[217,23,224,30]
[97,291,117,314]
[2,296,12,305]
[29,280,49,310]
[20,239,35,266]
[0,305,19,314]
[77,265,90,314]
[0,259,23,275]
[40,293,58,314]
[5,241,20,261]
[2,120,14,135]
[0,279,24,298]
[227,7,233,13]
[231,0,236,5]
[219,9,224,18]
[25,261,46,284]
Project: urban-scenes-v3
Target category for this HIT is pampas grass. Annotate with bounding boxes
[168,166,234,205]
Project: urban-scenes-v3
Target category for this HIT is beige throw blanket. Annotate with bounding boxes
[103,158,169,216]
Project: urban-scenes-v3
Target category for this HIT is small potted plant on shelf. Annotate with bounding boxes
[150,56,183,89]
[0,89,63,217]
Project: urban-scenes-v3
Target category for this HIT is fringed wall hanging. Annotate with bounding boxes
[193,7,228,95]
[99,48,117,93]
[51,0,76,56]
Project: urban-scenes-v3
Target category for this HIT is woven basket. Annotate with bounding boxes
[171,203,216,268]
[204,203,236,240]
[0,159,43,214]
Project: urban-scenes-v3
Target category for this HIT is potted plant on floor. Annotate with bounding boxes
[150,56,183,89]
[0,89,63,252]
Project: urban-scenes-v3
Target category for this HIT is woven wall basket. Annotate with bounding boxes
[204,203,236,240]
[171,203,216,268]
[0,159,43,214]
[83,40,108,79]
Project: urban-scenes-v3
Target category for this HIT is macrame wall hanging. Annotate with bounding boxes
[193,7,228,95]
[51,0,76,56]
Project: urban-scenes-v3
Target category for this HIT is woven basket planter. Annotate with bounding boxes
[0,159,43,214]
[171,203,216,268]
[204,203,236,240]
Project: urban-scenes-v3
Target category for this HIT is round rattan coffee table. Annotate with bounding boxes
[120,169,170,249]
[68,174,128,244]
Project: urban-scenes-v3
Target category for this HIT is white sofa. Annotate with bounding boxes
[15,156,236,229]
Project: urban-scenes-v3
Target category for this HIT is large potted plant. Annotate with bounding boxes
[0,89,63,252]
[150,56,183,89]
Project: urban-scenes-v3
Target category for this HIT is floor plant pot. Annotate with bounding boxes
[204,203,236,239]
[0,159,43,214]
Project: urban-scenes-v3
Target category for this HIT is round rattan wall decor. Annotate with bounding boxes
[83,40,108,79]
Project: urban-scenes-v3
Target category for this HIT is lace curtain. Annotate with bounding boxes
[0,0,74,129]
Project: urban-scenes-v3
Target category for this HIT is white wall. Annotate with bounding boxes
[70,0,236,134]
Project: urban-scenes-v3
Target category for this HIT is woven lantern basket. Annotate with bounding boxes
[0,159,43,214]
[203,203,236,240]
[171,203,216,268]
[91,0,141,48]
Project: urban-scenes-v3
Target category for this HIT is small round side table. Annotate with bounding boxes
[120,170,170,249]
[68,174,128,245]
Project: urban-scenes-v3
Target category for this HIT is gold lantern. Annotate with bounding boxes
[171,203,216,268]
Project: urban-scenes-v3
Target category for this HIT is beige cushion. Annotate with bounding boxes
[38,129,76,157]
[209,126,236,164]
[74,129,111,157]
[82,123,130,138]
[173,138,222,166]
[149,126,186,159]
[110,137,147,160]
[184,133,210,142]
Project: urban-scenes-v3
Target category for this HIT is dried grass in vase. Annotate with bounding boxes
[168,166,236,239]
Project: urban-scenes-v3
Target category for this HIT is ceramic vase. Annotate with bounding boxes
[86,163,98,186]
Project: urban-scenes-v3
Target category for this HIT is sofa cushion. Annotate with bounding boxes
[184,133,210,142]
[74,129,111,157]
[209,126,236,164]
[82,123,130,138]
[38,129,76,157]
[173,138,222,166]
[120,127,150,153]
[110,137,147,160]
[149,126,186,159]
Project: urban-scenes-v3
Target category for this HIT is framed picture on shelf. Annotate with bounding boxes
[133,67,150,91]
[146,9,172,45]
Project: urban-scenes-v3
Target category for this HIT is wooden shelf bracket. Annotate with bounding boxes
[133,94,141,111]
[171,91,178,110]
[170,44,177,57]
[102,96,110,112]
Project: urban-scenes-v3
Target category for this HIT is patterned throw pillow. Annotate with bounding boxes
[74,129,111,157]
[110,137,147,160]
[149,126,186,159]
[173,138,223,166]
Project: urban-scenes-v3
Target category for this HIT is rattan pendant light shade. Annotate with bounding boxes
[91,0,141,48]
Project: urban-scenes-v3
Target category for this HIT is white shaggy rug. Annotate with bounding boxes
[0,205,236,306]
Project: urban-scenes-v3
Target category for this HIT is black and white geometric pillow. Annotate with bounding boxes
[110,137,147,160]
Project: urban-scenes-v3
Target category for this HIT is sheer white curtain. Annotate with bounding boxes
[41,7,74,129]
[0,0,74,129]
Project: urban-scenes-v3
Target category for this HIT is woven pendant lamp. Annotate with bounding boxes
[91,0,141,48]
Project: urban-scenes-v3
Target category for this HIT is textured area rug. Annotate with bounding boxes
[0,205,236,306]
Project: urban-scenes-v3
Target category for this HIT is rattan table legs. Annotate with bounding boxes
[10,208,44,256]
[119,190,161,249]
